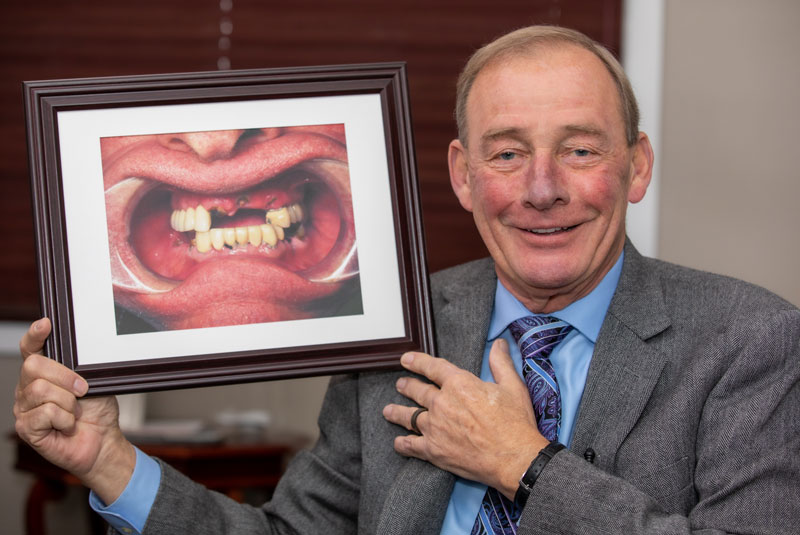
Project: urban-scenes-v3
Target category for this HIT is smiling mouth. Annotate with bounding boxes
[103,130,360,331]
[525,225,578,235]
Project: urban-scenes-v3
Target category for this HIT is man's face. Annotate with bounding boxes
[103,124,361,332]
[449,45,652,311]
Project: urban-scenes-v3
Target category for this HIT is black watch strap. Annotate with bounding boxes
[514,442,565,507]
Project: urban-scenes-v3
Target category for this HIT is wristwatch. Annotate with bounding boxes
[514,442,565,507]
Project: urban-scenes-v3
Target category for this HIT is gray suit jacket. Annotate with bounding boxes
[140,243,800,534]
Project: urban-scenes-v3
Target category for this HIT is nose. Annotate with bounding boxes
[522,152,569,210]
[158,129,247,161]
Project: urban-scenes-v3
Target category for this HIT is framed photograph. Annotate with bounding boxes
[24,63,433,394]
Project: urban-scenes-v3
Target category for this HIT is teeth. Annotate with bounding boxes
[210,229,225,251]
[184,207,196,232]
[194,205,211,232]
[261,224,277,246]
[530,227,569,234]
[169,202,304,253]
[195,231,211,253]
[223,228,237,247]
[248,225,262,247]
[235,227,248,245]
[266,206,291,228]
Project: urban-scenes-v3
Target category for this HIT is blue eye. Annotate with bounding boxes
[498,151,516,160]
[573,149,591,157]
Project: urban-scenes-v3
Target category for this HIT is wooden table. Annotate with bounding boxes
[12,433,308,535]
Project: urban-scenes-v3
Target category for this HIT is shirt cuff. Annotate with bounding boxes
[89,446,162,535]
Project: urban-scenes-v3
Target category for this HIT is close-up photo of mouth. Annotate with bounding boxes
[102,126,362,333]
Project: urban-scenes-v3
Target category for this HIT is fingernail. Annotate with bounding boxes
[396,377,407,390]
[73,378,88,397]
[401,352,415,365]
[382,405,392,418]
[33,319,44,332]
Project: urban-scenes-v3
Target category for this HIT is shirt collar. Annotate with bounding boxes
[488,251,624,343]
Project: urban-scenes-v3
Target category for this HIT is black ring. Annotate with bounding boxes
[410,407,428,435]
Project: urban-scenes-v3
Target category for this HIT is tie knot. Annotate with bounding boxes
[509,316,572,361]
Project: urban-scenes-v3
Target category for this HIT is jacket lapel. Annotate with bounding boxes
[377,259,497,535]
[569,242,672,470]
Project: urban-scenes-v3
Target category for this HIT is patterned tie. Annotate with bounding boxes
[471,316,572,535]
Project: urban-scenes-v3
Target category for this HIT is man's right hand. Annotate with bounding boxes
[13,318,137,505]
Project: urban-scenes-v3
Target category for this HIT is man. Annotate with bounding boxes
[15,25,800,534]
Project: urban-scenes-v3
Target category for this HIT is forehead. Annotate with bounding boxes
[466,44,625,141]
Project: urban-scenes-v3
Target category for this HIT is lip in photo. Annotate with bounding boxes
[103,124,362,334]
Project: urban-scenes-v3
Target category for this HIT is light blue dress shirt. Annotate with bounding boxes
[91,254,623,535]
[439,253,623,534]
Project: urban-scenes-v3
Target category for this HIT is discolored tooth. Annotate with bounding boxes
[248,225,262,246]
[267,207,291,228]
[184,207,196,232]
[295,224,305,239]
[235,226,249,245]
[288,205,298,224]
[195,205,211,232]
[274,224,284,241]
[261,224,277,246]
[223,228,237,247]
[195,231,211,253]
[291,203,303,223]
[210,229,224,251]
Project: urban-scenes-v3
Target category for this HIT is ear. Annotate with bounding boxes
[448,139,473,212]
[627,132,654,204]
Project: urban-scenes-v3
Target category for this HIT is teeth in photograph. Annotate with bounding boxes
[235,226,249,245]
[261,224,278,246]
[290,203,303,223]
[267,207,291,228]
[274,224,284,241]
[194,205,211,232]
[223,228,237,247]
[184,207,196,232]
[248,225,262,246]
[210,229,225,251]
[171,210,185,232]
[296,224,305,239]
[195,231,211,253]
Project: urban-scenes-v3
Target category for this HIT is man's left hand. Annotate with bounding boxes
[382,339,549,498]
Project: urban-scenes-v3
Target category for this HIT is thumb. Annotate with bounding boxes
[488,338,523,387]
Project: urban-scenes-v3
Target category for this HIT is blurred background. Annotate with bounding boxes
[1,0,798,532]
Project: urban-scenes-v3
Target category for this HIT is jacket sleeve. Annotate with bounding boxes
[519,308,800,535]
[139,374,363,535]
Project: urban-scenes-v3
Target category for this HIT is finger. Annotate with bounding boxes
[488,338,524,387]
[399,351,457,386]
[18,353,88,398]
[15,375,83,417]
[395,376,439,408]
[20,318,51,359]
[392,433,428,460]
[382,403,428,433]
[16,401,78,440]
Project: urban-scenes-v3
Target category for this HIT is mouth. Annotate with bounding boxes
[103,129,360,331]
[524,225,579,235]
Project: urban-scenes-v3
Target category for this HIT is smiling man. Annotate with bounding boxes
[14,25,800,535]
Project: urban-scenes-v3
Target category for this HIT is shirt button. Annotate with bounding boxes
[583,448,596,463]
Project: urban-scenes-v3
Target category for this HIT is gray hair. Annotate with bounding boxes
[455,25,640,146]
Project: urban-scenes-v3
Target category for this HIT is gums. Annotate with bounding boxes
[102,125,362,333]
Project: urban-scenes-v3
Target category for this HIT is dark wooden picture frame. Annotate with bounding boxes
[24,63,433,395]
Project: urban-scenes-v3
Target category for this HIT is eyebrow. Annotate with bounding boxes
[478,127,527,149]
[562,124,607,139]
